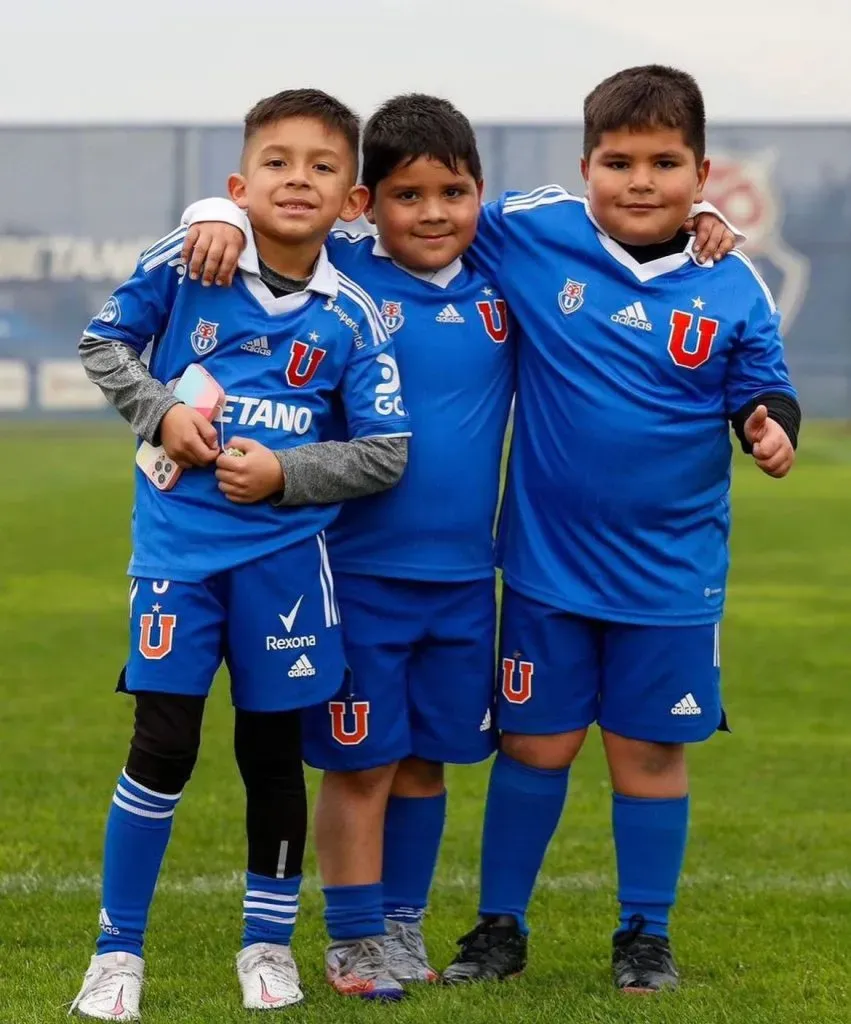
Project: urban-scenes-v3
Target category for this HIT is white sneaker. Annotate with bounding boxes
[69,951,144,1020]
[236,943,304,1009]
[325,938,404,1000]
[384,920,439,983]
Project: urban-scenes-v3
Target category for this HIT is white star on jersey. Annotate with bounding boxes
[692,297,706,310]
[308,331,320,341]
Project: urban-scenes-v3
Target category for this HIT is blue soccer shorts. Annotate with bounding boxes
[497,586,725,743]
[302,573,498,771]
[124,533,346,712]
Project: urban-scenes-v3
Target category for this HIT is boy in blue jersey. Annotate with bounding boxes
[434,66,797,993]
[306,96,513,1000]
[180,90,738,1000]
[70,89,409,1020]
[183,93,515,1002]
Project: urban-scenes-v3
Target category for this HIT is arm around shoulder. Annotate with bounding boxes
[181,197,249,232]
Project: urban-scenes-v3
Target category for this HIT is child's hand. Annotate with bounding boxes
[744,405,795,478]
[215,438,285,503]
[159,404,220,467]
[687,214,737,263]
[181,223,245,287]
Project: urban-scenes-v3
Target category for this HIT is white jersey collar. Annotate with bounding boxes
[238,228,338,297]
[237,227,338,315]
[583,198,715,284]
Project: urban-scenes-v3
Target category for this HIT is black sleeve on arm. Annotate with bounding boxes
[730,392,802,454]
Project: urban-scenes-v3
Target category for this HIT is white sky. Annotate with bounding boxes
[2,0,848,124]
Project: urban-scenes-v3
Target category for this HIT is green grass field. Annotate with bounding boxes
[2,423,850,1024]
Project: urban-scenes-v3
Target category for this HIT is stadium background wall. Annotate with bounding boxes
[0,122,847,418]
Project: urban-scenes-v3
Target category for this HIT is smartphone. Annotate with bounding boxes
[135,364,226,491]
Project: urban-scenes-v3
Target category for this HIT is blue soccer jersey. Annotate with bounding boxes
[469,186,796,626]
[84,227,410,583]
[322,232,515,582]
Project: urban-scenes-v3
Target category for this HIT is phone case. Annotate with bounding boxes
[172,363,226,421]
[135,444,183,491]
[135,364,226,491]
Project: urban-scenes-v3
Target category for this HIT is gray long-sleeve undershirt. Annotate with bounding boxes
[78,332,407,505]
[271,436,407,506]
[79,333,180,444]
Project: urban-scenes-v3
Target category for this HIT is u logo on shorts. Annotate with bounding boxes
[329,700,370,745]
[138,611,177,660]
[501,657,534,704]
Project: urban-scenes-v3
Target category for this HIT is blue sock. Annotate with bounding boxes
[97,769,183,956]
[242,871,300,948]
[323,882,384,942]
[612,792,689,939]
[383,792,447,924]
[479,752,570,934]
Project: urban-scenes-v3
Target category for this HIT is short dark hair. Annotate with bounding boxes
[583,65,706,163]
[362,93,482,194]
[243,88,360,164]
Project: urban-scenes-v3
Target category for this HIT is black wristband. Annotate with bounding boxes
[730,392,801,454]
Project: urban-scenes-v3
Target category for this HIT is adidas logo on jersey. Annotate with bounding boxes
[671,693,702,715]
[479,708,492,732]
[288,654,316,678]
[611,302,653,331]
[241,336,272,356]
[436,304,465,324]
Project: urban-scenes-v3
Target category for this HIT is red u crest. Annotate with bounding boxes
[138,612,177,660]
[329,701,370,745]
[667,310,719,370]
[501,657,534,704]
[476,299,509,343]
[286,340,327,387]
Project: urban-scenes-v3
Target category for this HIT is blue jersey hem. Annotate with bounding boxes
[129,534,312,584]
[128,561,215,584]
[501,572,725,627]
[329,559,495,583]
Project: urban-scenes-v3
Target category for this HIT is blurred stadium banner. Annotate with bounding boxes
[1,123,849,418]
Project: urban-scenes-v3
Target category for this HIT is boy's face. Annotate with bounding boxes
[229,117,367,247]
[581,127,709,246]
[367,156,483,272]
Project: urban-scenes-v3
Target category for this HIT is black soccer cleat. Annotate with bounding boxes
[441,915,527,984]
[612,915,680,994]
